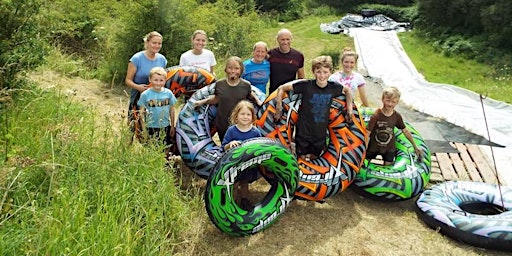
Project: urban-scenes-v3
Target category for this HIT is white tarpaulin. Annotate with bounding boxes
[351,28,512,184]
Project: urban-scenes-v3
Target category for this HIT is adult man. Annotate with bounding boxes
[267,28,305,93]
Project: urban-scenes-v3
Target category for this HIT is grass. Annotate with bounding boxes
[1,14,512,255]
[0,87,204,254]
[398,31,512,103]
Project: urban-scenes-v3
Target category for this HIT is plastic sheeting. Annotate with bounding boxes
[320,14,411,34]
[350,28,512,185]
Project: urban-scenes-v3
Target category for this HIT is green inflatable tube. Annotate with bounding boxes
[352,107,432,201]
[204,137,299,236]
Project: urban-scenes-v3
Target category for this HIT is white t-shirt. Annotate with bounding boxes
[179,49,217,72]
[328,71,366,95]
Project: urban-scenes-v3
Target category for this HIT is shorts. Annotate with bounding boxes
[366,150,395,163]
[295,135,325,157]
[146,126,173,149]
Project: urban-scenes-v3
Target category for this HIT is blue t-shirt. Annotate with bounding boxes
[242,59,270,94]
[129,51,167,103]
[137,88,177,128]
[221,125,262,150]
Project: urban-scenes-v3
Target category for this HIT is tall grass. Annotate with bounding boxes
[0,86,204,254]
[398,31,512,103]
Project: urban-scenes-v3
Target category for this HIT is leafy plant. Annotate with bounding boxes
[0,0,48,89]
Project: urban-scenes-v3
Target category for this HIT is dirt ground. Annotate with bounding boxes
[30,71,509,256]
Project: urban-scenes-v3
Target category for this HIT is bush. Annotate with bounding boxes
[320,48,342,70]
[0,0,48,89]
[441,36,476,58]
[355,4,417,23]
[104,0,197,86]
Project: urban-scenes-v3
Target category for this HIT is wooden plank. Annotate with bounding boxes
[449,152,470,181]
[430,155,441,174]
[454,143,483,182]
[465,144,498,184]
[429,155,442,183]
[429,172,444,183]
[435,153,458,181]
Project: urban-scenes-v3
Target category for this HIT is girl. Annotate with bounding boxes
[194,56,263,142]
[329,47,370,107]
[221,100,262,210]
[179,30,217,75]
[125,31,167,143]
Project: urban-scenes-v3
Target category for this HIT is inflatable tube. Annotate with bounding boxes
[176,83,267,178]
[164,65,216,97]
[416,181,512,251]
[352,107,431,201]
[204,137,299,236]
[255,83,366,201]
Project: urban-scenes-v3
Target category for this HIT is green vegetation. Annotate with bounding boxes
[399,31,512,103]
[1,0,512,254]
[0,87,204,254]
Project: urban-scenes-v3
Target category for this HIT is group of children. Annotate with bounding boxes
[130,29,423,209]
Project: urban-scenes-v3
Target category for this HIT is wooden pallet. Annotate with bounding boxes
[430,142,505,185]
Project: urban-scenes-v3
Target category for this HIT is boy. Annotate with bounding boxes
[273,55,352,161]
[366,86,422,165]
[138,67,178,160]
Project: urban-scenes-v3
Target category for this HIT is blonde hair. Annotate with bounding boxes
[382,86,401,100]
[191,30,207,40]
[229,100,257,125]
[149,67,167,79]
[340,47,359,64]
[224,56,244,74]
[311,55,333,73]
[253,41,268,51]
[143,31,163,49]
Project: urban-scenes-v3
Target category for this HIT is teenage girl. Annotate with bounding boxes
[179,29,217,75]
[329,47,370,107]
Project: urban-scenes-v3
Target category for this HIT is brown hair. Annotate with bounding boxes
[224,56,244,74]
[311,55,333,73]
[229,100,257,125]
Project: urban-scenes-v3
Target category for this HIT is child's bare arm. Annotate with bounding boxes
[403,127,423,160]
[273,83,293,120]
[194,95,218,108]
[358,86,370,107]
[250,91,263,106]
